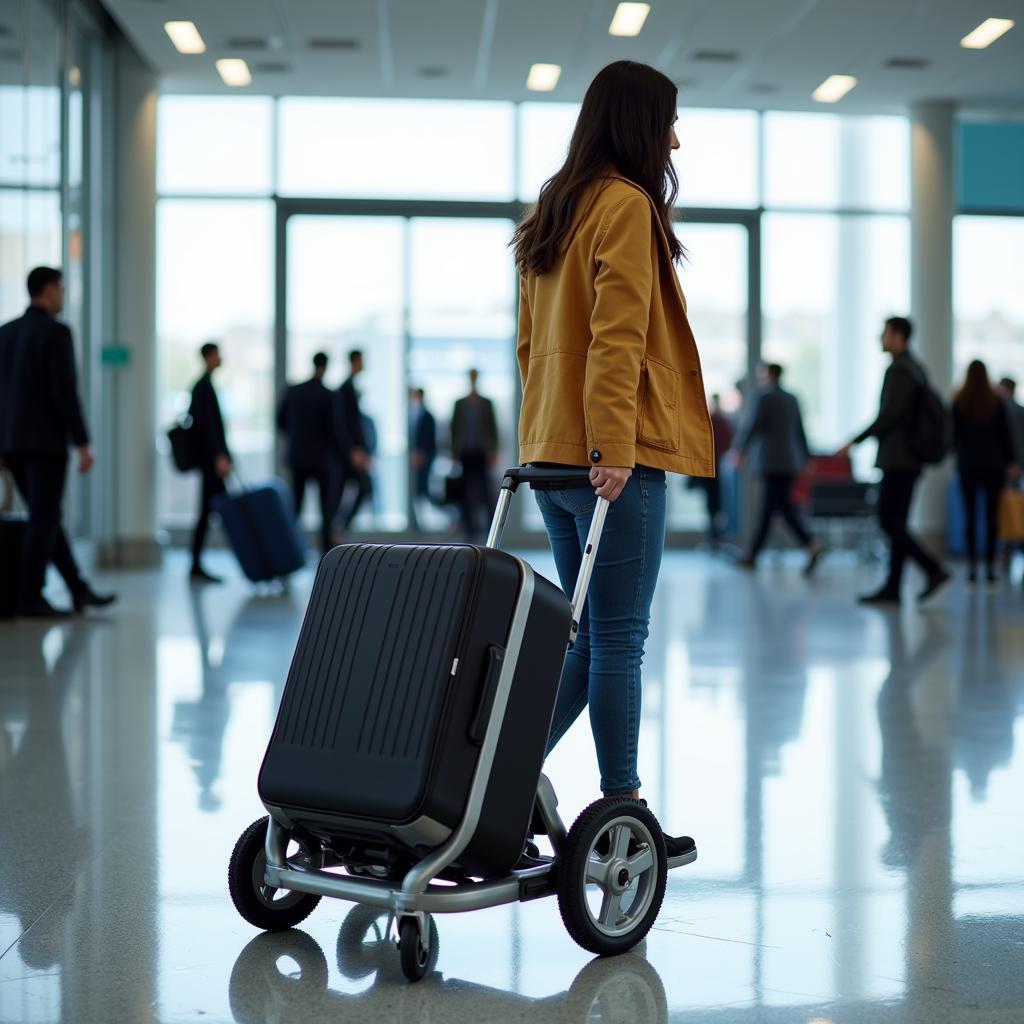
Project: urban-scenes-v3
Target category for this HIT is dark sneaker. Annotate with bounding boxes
[858,587,901,606]
[966,571,977,588]
[73,589,118,613]
[190,567,224,585]
[18,599,71,619]
[918,569,953,604]
[803,543,825,578]
[736,555,757,571]
[665,834,697,859]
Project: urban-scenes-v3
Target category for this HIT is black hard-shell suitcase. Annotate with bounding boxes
[258,541,571,875]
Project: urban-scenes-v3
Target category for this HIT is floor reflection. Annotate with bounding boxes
[0,553,1021,1022]
[228,907,667,1024]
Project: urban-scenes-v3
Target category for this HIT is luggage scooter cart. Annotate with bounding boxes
[228,467,697,982]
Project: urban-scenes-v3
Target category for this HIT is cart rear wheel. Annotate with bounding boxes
[556,798,667,956]
[228,817,322,931]
[398,917,430,983]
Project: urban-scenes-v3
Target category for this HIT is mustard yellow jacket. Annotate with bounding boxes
[517,175,715,477]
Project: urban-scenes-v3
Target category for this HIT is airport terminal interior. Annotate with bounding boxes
[2,0,1024,1021]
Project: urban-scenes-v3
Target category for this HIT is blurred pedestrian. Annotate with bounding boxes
[451,368,499,542]
[839,316,951,605]
[277,351,348,554]
[189,342,232,584]
[953,360,1018,585]
[409,387,437,531]
[733,364,823,574]
[997,377,1024,466]
[0,266,116,616]
[688,393,733,548]
[334,350,372,534]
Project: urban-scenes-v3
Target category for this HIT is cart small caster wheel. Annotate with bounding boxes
[398,917,431,983]
[556,797,668,956]
[228,817,322,931]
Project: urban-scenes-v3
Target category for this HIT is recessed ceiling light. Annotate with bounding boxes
[812,74,857,103]
[216,58,252,87]
[960,17,1014,49]
[527,63,561,91]
[164,21,205,55]
[609,3,650,37]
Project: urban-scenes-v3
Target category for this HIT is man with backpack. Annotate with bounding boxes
[839,316,952,606]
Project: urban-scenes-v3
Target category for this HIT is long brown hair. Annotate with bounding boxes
[512,61,682,275]
[954,359,1001,420]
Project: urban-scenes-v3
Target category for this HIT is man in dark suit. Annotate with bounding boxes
[409,387,437,531]
[840,317,951,605]
[189,342,232,583]
[277,351,349,554]
[0,267,116,617]
[733,363,823,574]
[335,350,372,533]
[451,368,499,541]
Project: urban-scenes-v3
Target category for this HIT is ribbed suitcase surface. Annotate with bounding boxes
[259,543,520,826]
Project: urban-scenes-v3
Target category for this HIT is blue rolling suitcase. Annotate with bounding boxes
[213,479,306,582]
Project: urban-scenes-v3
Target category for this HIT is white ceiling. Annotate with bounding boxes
[99,0,1024,114]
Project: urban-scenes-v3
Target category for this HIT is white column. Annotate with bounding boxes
[910,102,955,534]
[101,38,159,565]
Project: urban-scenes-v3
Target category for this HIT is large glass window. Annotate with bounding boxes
[674,109,759,208]
[762,213,909,467]
[670,221,749,530]
[518,102,580,201]
[764,113,909,211]
[409,217,517,527]
[156,200,274,526]
[279,99,515,200]
[953,215,1024,384]
[285,215,406,529]
[157,96,274,196]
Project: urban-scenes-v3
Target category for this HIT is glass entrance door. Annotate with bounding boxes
[669,219,752,536]
[282,211,517,535]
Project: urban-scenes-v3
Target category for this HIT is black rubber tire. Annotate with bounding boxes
[398,917,430,983]
[337,906,440,980]
[228,816,322,931]
[555,797,667,957]
[228,930,328,1024]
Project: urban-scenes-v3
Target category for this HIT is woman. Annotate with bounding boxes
[513,61,714,855]
[952,359,1017,584]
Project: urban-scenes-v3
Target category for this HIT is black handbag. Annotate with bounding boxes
[167,415,199,472]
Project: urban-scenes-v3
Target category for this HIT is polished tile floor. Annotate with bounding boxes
[2,550,1023,1023]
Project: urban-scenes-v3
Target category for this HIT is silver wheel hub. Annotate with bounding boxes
[583,815,660,938]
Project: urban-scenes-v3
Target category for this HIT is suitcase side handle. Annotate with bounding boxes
[468,645,506,745]
[486,466,610,647]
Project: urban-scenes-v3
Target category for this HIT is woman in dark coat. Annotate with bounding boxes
[953,360,1019,584]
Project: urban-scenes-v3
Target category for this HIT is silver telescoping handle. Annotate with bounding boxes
[485,467,611,645]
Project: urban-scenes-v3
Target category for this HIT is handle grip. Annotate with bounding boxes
[500,466,594,492]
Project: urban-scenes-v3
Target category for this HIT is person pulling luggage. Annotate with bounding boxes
[513,60,714,860]
[188,342,232,584]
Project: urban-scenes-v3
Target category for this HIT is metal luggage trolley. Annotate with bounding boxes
[228,467,698,982]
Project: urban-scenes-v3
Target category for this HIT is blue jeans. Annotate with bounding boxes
[536,466,667,795]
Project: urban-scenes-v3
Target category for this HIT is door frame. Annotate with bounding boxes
[273,199,761,547]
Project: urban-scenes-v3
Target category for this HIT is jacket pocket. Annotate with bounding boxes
[637,357,680,453]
